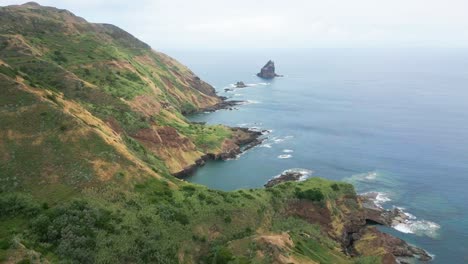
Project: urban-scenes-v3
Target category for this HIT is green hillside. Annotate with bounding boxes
[0,3,401,264]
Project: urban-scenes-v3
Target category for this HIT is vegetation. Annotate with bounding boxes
[0,178,366,263]
[0,3,386,264]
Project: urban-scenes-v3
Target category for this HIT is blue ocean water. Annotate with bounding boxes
[166,48,468,263]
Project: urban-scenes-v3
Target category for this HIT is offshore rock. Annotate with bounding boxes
[235,81,248,88]
[257,60,282,79]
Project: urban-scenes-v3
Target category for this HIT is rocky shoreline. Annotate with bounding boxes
[201,96,243,112]
[264,169,312,187]
[264,170,432,263]
[173,127,265,178]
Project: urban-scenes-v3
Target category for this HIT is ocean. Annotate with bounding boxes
[166,48,468,263]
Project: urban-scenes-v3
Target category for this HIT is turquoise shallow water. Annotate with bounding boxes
[166,48,468,263]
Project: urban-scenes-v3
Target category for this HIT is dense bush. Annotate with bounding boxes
[156,204,190,225]
[295,188,325,202]
[30,200,115,263]
[0,193,41,218]
[203,246,234,264]
[331,183,340,191]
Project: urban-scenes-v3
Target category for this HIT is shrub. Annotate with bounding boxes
[205,246,234,264]
[30,200,115,263]
[0,193,41,218]
[295,188,325,202]
[157,205,190,225]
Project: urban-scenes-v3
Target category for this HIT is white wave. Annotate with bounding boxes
[278,154,292,159]
[386,207,440,238]
[362,191,441,238]
[246,82,270,87]
[350,171,380,182]
[262,129,273,135]
[375,192,391,205]
[239,100,261,105]
[233,93,243,97]
[260,143,272,148]
[267,136,294,145]
[274,138,285,143]
[273,168,313,179]
[283,149,294,153]
[249,126,262,131]
[391,207,440,238]
[361,191,391,208]
[393,219,440,238]
[364,172,378,180]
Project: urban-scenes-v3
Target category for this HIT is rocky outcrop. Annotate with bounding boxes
[200,98,243,112]
[359,193,413,227]
[257,60,282,79]
[279,185,432,263]
[173,127,264,178]
[235,81,247,88]
[353,226,432,263]
[264,169,312,187]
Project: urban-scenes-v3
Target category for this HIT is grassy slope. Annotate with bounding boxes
[0,3,385,264]
[0,2,232,175]
[1,175,381,264]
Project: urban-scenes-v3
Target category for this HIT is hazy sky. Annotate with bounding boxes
[2,0,468,50]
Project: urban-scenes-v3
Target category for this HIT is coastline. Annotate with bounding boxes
[172,68,434,263]
[264,170,433,263]
[173,126,265,178]
[184,95,434,263]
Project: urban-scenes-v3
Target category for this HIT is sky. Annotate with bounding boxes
[2,0,468,50]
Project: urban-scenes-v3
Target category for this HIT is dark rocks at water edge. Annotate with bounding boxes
[201,97,243,112]
[264,169,313,187]
[173,127,265,178]
[224,82,248,92]
[357,192,433,262]
[359,192,411,227]
[257,60,282,79]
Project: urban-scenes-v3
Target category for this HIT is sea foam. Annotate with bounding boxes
[392,209,440,238]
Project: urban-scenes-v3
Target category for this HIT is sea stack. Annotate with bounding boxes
[257,60,281,79]
[235,81,247,88]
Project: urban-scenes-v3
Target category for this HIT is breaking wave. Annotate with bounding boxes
[240,100,261,105]
[278,154,292,159]
[273,168,313,181]
[361,191,391,208]
[392,208,441,238]
[361,191,440,238]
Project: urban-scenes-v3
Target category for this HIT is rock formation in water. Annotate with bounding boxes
[257,60,282,78]
[235,81,247,88]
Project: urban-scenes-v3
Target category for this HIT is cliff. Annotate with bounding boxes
[0,3,428,264]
